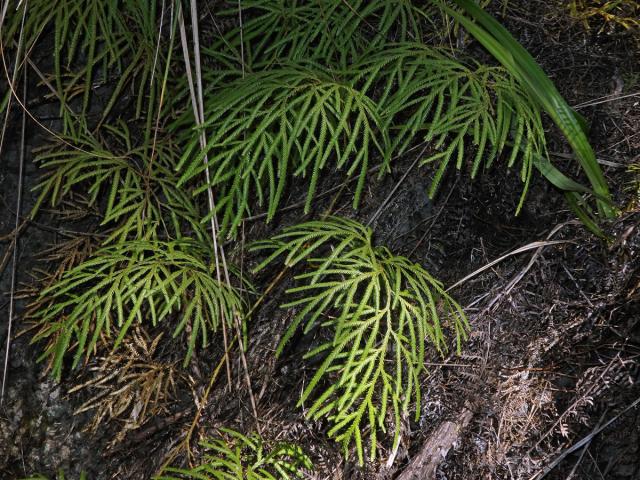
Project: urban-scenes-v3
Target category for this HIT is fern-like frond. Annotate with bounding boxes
[205,0,424,70]
[158,428,312,480]
[355,43,547,209]
[33,121,208,244]
[2,0,170,125]
[175,67,389,237]
[251,217,468,464]
[21,471,88,480]
[440,0,614,221]
[30,239,247,380]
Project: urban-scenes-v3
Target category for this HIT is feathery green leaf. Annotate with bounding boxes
[252,217,468,464]
[31,239,247,380]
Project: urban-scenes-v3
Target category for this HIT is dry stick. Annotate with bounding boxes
[177,3,233,390]
[1,61,26,403]
[408,177,458,258]
[445,222,575,293]
[231,313,260,435]
[550,151,626,170]
[205,0,258,429]
[531,396,640,480]
[565,411,607,480]
[484,222,573,312]
[187,1,248,406]
[445,223,574,386]
[366,144,428,227]
[446,239,569,292]
[396,406,474,479]
[173,0,258,458]
[573,91,640,110]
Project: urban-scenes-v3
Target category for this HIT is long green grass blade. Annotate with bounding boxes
[438,0,615,220]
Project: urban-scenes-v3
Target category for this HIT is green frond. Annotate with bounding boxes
[439,0,615,220]
[20,471,88,480]
[157,429,312,480]
[354,43,547,208]
[2,0,171,126]
[32,122,209,244]
[252,217,468,464]
[205,0,426,70]
[175,67,390,237]
[30,239,247,380]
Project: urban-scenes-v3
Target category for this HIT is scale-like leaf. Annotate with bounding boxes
[158,429,311,480]
[176,67,389,237]
[252,217,468,464]
[31,240,247,380]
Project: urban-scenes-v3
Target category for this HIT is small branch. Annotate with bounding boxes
[446,222,575,293]
[396,406,473,480]
[366,145,427,227]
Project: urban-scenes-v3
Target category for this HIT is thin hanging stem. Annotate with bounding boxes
[178,2,234,387]
[230,0,261,431]
[0,0,27,161]
[147,0,169,167]
[179,3,259,425]
[0,1,117,162]
[238,0,245,78]
[1,53,27,403]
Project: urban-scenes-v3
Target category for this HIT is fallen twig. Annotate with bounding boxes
[396,406,474,480]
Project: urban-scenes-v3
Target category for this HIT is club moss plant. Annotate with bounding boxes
[251,217,468,463]
[1,0,616,471]
[157,429,312,480]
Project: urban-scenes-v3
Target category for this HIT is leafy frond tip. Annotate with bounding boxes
[175,67,390,237]
[354,43,547,210]
[251,216,468,464]
[206,0,425,69]
[33,122,208,244]
[157,428,312,480]
[3,0,167,124]
[30,239,247,380]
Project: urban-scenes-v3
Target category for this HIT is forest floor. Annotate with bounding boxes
[1,1,639,479]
